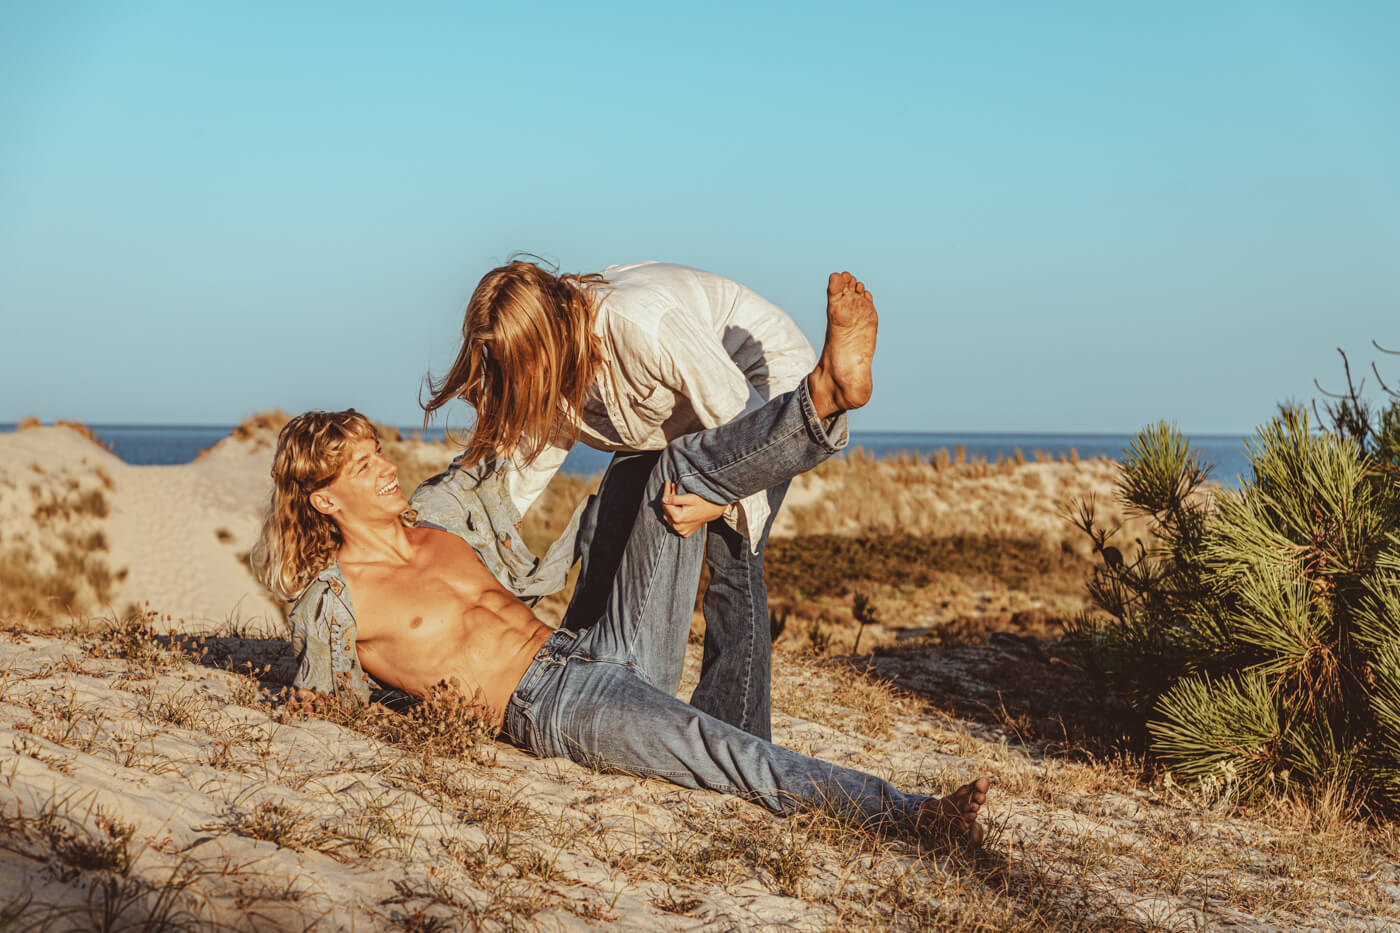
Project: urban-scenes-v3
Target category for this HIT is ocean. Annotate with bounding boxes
[1,423,1257,485]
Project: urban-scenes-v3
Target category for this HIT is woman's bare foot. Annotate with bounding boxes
[917,777,991,848]
[808,271,879,419]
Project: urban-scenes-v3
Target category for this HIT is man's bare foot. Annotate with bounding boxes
[917,777,990,848]
[808,271,879,419]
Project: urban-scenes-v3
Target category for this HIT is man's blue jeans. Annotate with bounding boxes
[501,380,928,832]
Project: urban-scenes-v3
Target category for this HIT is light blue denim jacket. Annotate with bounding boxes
[286,456,583,703]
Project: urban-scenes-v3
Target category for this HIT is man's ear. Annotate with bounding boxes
[309,489,338,516]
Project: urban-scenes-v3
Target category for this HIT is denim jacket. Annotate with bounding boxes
[286,455,583,703]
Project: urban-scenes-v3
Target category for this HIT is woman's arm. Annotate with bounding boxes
[647,311,786,547]
[503,426,574,518]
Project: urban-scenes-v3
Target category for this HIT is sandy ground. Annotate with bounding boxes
[3,631,1397,930]
[2,424,1398,930]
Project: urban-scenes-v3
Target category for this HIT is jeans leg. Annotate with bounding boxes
[661,378,847,508]
[539,656,926,834]
[689,480,789,741]
[569,443,705,695]
[578,380,847,697]
[561,450,660,633]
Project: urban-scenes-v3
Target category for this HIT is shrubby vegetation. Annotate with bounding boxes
[0,463,117,626]
[1072,345,1400,814]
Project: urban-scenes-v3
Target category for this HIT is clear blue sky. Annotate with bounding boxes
[3,1,1398,435]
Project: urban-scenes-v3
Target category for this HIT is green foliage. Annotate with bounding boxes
[1072,353,1400,814]
[1067,422,1225,709]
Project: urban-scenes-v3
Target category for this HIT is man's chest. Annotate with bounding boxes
[344,560,484,639]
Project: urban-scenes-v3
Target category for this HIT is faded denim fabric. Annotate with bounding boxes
[561,451,790,740]
[498,383,928,831]
[287,564,372,702]
[286,455,584,703]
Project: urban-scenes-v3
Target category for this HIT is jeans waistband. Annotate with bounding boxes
[501,628,578,749]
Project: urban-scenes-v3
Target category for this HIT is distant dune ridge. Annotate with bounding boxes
[1,422,283,632]
[0,416,1137,632]
[1,417,1396,928]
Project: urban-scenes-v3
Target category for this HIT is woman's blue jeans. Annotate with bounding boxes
[500,380,928,832]
[561,451,787,741]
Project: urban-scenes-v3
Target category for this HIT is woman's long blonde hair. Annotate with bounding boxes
[422,258,606,468]
[251,410,379,601]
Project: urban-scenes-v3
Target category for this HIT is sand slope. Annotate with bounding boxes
[3,631,1397,930]
[1,427,282,633]
[2,425,1397,929]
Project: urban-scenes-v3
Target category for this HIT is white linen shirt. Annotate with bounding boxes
[506,261,817,548]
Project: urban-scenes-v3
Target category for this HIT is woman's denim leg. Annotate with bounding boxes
[502,383,905,834]
[538,656,926,834]
[564,450,791,740]
[578,380,847,699]
[689,480,789,742]
[560,450,661,634]
[568,446,706,695]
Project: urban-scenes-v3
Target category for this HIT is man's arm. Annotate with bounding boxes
[287,576,374,705]
[409,457,580,603]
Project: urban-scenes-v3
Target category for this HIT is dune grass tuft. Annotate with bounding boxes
[0,468,117,627]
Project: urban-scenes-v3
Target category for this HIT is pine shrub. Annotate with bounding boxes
[1071,351,1400,813]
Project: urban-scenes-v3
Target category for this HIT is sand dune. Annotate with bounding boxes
[1,423,1396,929]
[1,426,283,633]
[0,425,1128,632]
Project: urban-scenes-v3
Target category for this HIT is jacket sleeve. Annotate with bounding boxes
[287,578,372,705]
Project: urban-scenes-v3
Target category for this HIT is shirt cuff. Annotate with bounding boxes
[725,490,770,554]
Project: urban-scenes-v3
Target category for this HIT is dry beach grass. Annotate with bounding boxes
[0,420,1396,930]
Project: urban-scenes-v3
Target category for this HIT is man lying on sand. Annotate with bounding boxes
[252,274,990,846]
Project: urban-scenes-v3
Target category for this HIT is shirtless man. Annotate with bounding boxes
[256,273,990,845]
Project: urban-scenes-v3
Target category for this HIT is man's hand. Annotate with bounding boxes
[661,481,727,537]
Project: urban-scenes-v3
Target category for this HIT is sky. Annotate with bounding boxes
[2,1,1398,436]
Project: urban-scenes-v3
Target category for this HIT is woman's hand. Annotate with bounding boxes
[661,481,727,537]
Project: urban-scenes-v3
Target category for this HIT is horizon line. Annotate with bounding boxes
[0,420,1258,439]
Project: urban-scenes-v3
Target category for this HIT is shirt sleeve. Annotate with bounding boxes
[503,421,574,518]
[288,582,334,695]
[651,311,776,551]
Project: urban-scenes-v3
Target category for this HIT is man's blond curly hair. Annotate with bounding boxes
[251,409,378,601]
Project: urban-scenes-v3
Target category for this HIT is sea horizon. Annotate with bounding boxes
[1,421,1257,484]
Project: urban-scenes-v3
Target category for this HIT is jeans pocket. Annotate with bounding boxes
[549,655,627,765]
[523,704,558,759]
[527,720,547,758]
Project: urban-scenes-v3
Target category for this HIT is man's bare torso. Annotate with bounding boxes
[339,526,552,729]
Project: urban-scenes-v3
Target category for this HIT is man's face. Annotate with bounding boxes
[311,435,408,523]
